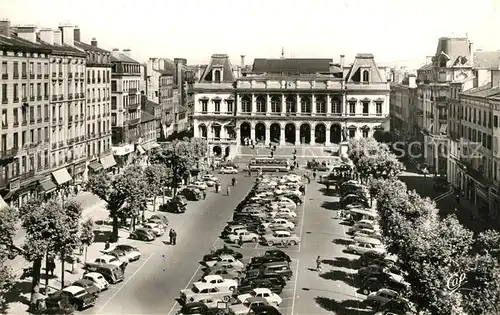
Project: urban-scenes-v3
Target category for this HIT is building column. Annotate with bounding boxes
[326,95,331,115]
[310,125,316,145]
[325,122,332,146]
[281,94,286,115]
[311,94,316,115]
[280,126,285,145]
[250,126,255,141]
[343,93,347,116]
[296,94,301,115]
[266,124,271,145]
[295,128,301,145]
[266,94,271,115]
[251,94,255,116]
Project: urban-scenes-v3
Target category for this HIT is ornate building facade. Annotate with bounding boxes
[193,54,390,158]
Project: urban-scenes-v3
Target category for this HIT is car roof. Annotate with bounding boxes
[253,288,272,294]
[378,288,398,294]
[98,254,117,260]
[274,231,290,235]
[203,275,222,281]
[73,279,92,285]
[266,249,285,255]
[62,286,86,294]
[193,282,214,290]
[84,272,103,278]
[219,254,236,259]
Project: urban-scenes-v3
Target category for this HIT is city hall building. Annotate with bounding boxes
[192,53,390,158]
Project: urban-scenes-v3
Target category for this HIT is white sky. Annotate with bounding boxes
[2,0,500,68]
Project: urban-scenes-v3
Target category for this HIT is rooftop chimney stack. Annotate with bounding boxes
[59,25,74,46]
[91,38,97,47]
[340,55,345,71]
[0,20,11,37]
[122,49,131,57]
[53,29,62,45]
[73,27,80,42]
[39,28,54,45]
[240,55,245,67]
[111,48,120,58]
[426,56,433,65]
[16,25,37,43]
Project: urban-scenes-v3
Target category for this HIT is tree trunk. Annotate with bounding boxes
[31,258,42,296]
[61,253,65,289]
[44,255,49,289]
[84,246,88,263]
[162,189,165,203]
[153,196,157,211]
[112,216,119,242]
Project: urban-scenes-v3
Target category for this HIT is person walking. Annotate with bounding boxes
[169,229,174,245]
[215,182,220,193]
[202,190,207,200]
[316,255,322,273]
[47,256,56,277]
[227,186,231,196]
[312,171,317,181]
[238,235,243,248]
[172,230,177,245]
[104,239,110,251]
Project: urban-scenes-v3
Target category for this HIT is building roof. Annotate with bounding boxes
[252,58,333,74]
[111,52,140,64]
[461,84,500,98]
[434,37,472,67]
[154,69,174,76]
[345,54,384,83]
[141,110,156,123]
[74,40,109,54]
[418,63,433,71]
[199,54,234,83]
[0,33,52,53]
[36,36,86,57]
[474,50,500,69]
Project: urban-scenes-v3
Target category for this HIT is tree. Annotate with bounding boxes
[87,165,149,240]
[144,164,170,211]
[58,200,83,286]
[0,205,17,307]
[79,218,94,263]
[19,199,70,302]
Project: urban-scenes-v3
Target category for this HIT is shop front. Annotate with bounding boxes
[38,177,57,200]
[87,159,104,175]
[100,154,117,173]
[73,161,87,183]
[4,173,41,207]
[52,167,73,199]
[111,144,134,171]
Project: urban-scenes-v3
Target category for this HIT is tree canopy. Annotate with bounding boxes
[0,205,17,306]
[144,164,170,211]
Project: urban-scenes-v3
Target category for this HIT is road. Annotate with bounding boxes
[81,173,254,315]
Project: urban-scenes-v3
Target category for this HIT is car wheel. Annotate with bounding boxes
[223,295,230,302]
[352,250,357,255]
[289,240,297,246]
[229,286,235,291]
[362,288,370,295]
[251,237,257,243]
[267,241,274,246]
[275,168,280,173]
[130,234,136,240]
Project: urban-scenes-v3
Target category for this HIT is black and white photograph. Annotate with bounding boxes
[1,0,500,314]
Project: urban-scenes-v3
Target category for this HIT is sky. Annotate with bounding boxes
[2,0,500,69]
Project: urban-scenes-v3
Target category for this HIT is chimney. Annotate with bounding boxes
[111,48,120,58]
[408,75,417,88]
[240,55,245,67]
[16,25,37,43]
[122,49,131,57]
[426,56,433,65]
[0,20,10,37]
[340,54,345,71]
[39,28,54,45]
[491,69,500,89]
[469,42,474,55]
[73,27,80,42]
[53,29,62,45]
[91,38,97,47]
[59,25,74,46]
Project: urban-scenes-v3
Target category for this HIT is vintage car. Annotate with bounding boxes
[142,222,165,237]
[203,247,243,261]
[236,278,283,295]
[111,244,141,262]
[71,279,101,295]
[45,285,97,311]
[179,282,233,304]
[267,200,297,211]
[261,231,301,246]
[227,229,261,243]
[366,288,400,307]
[81,272,109,291]
[219,166,239,174]
[236,288,282,307]
[202,265,242,280]
[202,175,218,186]
[195,275,238,292]
[204,254,245,270]
[129,227,155,241]
[93,255,122,268]
[261,218,295,231]
[353,229,383,241]
[230,297,270,315]
[188,181,208,191]
[347,239,386,255]
[347,220,380,234]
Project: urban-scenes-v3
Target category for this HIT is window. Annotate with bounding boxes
[1,109,7,129]
[214,100,221,113]
[201,100,208,113]
[349,102,356,115]
[362,102,369,115]
[315,97,326,113]
[348,129,356,138]
[37,83,41,97]
[214,70,221,82]
[495,115,498,128]
[44,105,48,119]
[37,105,41,120]
[13,133,18,148]
[21,62,27,77]
[13,108,18,125]
[256,97,266,113]
[21,84,26,99]
[29,107,34,122]
[331,97,341,114]
[362,129,369,138]
[271,96,281,113]
[29,62,34,75]
[1,84,6,101]
[29,84,34,98]
[376,102,382,115]
[362,70,369,82]
[13,84,18,101]
[111,113,117,126]
[300,97,311,113]
[1,61,7,77]
[226,100,233,113]
[13,62,18,78]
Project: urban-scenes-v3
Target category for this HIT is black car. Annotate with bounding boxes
[264,249,291,263]
[360,273,409,295]
[242,272,287,287]
[249,305,283,315]
[359,251,386,267]
[202,247,243,261]
[160,199,186,213]
[247,256,288,270]
[378,297,415,313]
[180,187,203,201]
[71,279,101,295]
[176,301,221,315]
[45,286,97,311]
[237,278,284,295]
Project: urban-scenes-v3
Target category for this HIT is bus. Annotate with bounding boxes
[248,158,290,172]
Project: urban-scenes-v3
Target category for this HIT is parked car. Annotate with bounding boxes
[129,227,156,241]
[142,222,164,236]
[148,213,169,226]
[366,288,399,308]
[180,187,203,201]
[261,230,301,246]
[71,278,100,296]
[45,285,97,311]
[236,278,283,295]
[348,220,380,234]
[204,254,244,270]
[261,219,295,231]
[82,272,109,291]
[237,288,282,307]
[202,265,242,280]
[248,304,282,315]
[202,175,219,186]
[175,302,211,315]
[227,229,260,243]
[220,167,239,174]
[93,255,122,268]
[230,297,270,315]
[160,198,186,213]
[112,244,141,261]
[180,283,233,304]
[360,273,409,295]
[264,249,291,263]
[203,247,243,261]
[347,241,386,255]
[353,228,383,241]
[240,274,287,288]
[359,251,386,267]
[189,181,208,191]
[195,275,238,292]
[246,256,289,270]
[106,249,131,264]
[358,264,386,278]
[222,224,247,238]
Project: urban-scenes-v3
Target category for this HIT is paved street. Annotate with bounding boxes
[80,173,254,315]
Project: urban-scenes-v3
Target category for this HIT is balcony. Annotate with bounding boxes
[68,116,73,122]
[37,96,42,101]
[128,103,140,110]
[80,93,85,98]
[52,118,57,124]
[1,99,7,104]
[37,74,42,79]
[58,95,64,100]
[21,97,27,102]
[68,73,73,79]
[29,119,34,124]
[128,88,138,95]
[21,121,27,126]
[21,73,27,79]
[30,96,35,101]
[68,138,74,145]
[19,170,35,182]
[58,117,63,124]
[13,73,19,79]
[30,74,35,79]
[128,118,140,125]
[68,93,73,100]
[44,95,48,100]
[13,97,19,103]
[58,141,63,147]
[80,135,85,142]
[37,118,42,123]
[58,72,63,78]
[52,143,56,149]
[51,72,57,78]
[0,148,18,160]
[1,74,7,79]
[75,114,79,120]
[52,95,57,101]
[13,122,19,127]
[44,117,49,122]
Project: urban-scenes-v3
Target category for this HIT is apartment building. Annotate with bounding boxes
[139,111,158,153]
[74,33,115,175]
[110,49,142,168]
[0,21,53,205]
[389,75,417,142]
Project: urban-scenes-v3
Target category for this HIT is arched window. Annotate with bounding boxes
[300,96,311,114]
[241,96,251,113]
[286,96,296,113]
[256,96,266,113]
[214,70,221,83]
[271,96,281,113]
[315,96,326,113]
[362,70,369,82]
[331,97,341,114]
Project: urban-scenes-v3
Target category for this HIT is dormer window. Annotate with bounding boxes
[439,57,447,68]
[214,70,221,83]
[362,70,369,83]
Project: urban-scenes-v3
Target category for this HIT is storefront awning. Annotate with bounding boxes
[0,194,8,209]
[136,145,146,155]
[52,168,72,186]
[100,155,117,169]
[39,179,57,193]
[88,161,103,171]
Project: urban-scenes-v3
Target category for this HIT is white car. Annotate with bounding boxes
[180,283,232,304]
[347,242,386,255]
[82,272,109,291]
[227,230,260,243]
[220,167,238,174]
[268,208,297,218]
[348,220,380,234]
[205,254,245,269]
[237,288,282,307]
[202,175,218,187]
[189,181,207,191]
[142,223,164,236]
[94,255,122,268]
[353,229,382,241]
[283,174,302,182]
[261,230,301,246]
[112,244,141,262]
[195,275,238,292]
[262,218,295,230]
[268,201,296,211]
[366,288,399,307]
[282,189,302,197]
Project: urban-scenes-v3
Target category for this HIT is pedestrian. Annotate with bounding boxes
[248,168,252,177]
[104,239,110,251]
[169,229,174,244]
[270,151,274,158]
[227,186,231,196]
[316,255,322,273]
[48,256,56,277]
[120,262,127,273]
[312,171,316,180]
[232,177,236,186]
[172,230,177,245]
[238,235,243,248]
[215,182,220,193]
[455,193,460,204]
[202,190,207,200]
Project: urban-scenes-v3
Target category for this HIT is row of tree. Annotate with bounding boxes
[348,138,500,315]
